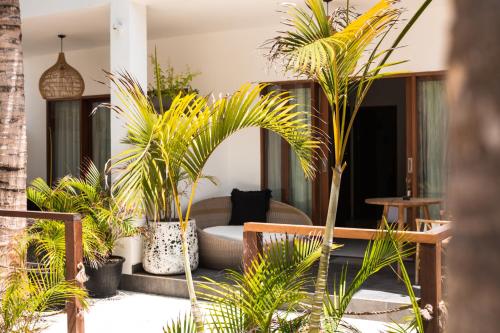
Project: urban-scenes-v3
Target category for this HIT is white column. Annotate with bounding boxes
[110,0,147,274]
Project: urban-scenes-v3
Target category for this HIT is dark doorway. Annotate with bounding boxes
[338,105,400,227]
[335,77,407,228]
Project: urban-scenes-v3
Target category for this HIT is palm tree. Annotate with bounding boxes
[447,0,500,332]
[108,72,322,332]
[0,0,27,289]
[267,0,432,329]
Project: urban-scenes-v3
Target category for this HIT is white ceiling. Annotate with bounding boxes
[20,0,372,56]
[22,5,110,55]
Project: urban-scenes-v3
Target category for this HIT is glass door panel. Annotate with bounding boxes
[417,78,448,218]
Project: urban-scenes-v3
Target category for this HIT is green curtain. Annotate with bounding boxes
[52,100,81,180]
[417,78,448,218]
[91,103,111,174]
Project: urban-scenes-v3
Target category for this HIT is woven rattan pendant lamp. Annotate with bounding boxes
[39,35,85,100]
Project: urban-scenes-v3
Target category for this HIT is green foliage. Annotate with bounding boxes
[198,235,326,332]
[0,236,88,333]
[267,1,432,329]
[163,225,422,332]
[148,50,200,109]
[108,62,321,330]
[27,161,138,270]
[163,314,196,333]
[268,0,402,167]
[108,71,321,222]
[323,223,416,332]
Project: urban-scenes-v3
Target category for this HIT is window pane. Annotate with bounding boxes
[264,85,313,217]
[91,102,111,173]
[51,100,81,180]
[417,78,448,217]
[266,131,282,201]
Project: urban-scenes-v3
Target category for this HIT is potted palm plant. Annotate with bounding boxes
[27,161,138,298]
[108,66,321,330]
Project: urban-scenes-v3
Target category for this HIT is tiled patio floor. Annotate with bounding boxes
[42,291,393,332]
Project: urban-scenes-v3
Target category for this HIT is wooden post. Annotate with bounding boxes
[65,216,85,333]
[243,230,262,273]
[420,242,442,333]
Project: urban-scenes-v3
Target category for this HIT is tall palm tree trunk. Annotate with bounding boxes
[0,0,27,289]
[447,0,500,332]
[310,166,342,332]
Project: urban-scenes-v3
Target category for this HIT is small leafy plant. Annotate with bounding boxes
[26,161,138,275]
[0,235,88,333]
[147,50,200,110]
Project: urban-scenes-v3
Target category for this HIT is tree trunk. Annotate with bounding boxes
[181,230,205,332]
[0,0,26,289]
[447,1,500,332]
[309,166,342,332]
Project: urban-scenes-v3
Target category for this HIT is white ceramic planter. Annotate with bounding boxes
[142,219,199,275]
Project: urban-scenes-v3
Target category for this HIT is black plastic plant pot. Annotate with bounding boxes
[84,255,125,298]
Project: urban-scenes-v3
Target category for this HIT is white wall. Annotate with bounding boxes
[148,26,290,201]
[145,0,451,201]
[24,46,110,183]
[23,0,451,197]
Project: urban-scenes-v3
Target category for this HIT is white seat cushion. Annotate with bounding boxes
[203,225,287,243]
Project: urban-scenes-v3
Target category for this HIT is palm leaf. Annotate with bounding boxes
[323,223,415,332]
[198,235,325,332]
[163,314,196,333]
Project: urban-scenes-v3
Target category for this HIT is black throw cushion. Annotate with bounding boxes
[229,188,272,226]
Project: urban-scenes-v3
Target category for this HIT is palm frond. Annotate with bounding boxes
[198,235,324,332]
[0,235,88,333]
[108,72,323,222]
[323,223,414,331]
[163,313,196,333]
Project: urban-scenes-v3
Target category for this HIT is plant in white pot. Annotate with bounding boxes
[140,171,203,275]
[107,66,321,330]
[109,63,208,276]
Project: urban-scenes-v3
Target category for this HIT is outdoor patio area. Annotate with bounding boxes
[43,291,393,333]
[2,0,497,332]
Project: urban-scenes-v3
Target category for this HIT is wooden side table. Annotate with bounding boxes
[365,197,443,277]
[365,197,443,232]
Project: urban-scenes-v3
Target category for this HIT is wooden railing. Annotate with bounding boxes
[0,210,84,333]
[243,223,451,333]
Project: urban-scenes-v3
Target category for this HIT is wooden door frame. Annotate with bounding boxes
[46,94,110,182]
[260,70,446,226]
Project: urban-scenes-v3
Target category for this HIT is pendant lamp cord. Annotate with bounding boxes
[58,34,66,53]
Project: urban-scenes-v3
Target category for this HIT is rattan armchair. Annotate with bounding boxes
[191,196,312,270]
